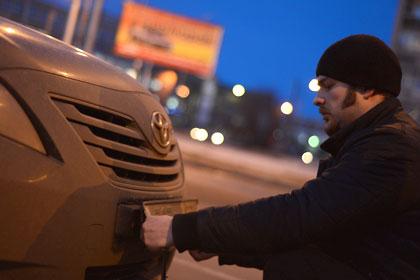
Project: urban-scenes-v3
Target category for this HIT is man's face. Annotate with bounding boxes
[313,76,357,136]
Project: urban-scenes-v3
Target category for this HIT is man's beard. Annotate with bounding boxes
[325,88,357,136]
[341,88,357,109]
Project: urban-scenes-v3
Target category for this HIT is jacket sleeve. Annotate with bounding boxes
[218,254,268,269]
[173,132,410,254]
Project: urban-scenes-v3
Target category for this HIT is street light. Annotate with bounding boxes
[232,84,245,97]
[308,135,320,148]
[154,70,178,99]
[176,84,190,98]
[280,102,293,115]
[196,128,208,141]
[190,128,200,140]
[308,78,320,92]
[150,79,163,92]
[190,128,208,141]
[301,152,313,164]
[211,132,224,145]
[166,97,179,110]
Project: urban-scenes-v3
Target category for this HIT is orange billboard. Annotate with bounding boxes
[114,2,224,77]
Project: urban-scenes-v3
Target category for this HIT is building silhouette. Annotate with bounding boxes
[393,0,420,123]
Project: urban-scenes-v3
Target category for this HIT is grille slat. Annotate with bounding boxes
[87,145,180,175]
[71,123,178,162]
[51,96,182,190]
[107,165,178,183]
[103,147,176,167]
[73,103,134,128]
[88,125,146,148]
[52,97,135,128]
[54,101,144,141]
[100,165,182,190]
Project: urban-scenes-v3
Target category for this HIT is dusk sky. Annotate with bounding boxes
[51,0,400,120]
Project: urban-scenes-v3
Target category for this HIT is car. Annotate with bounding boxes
[0,16,188,280]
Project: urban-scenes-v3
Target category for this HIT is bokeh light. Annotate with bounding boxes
[308,78,320,92]
[190,128,200,140]
[190,128,208,141]
[211,132,224,145]
[196,128,208,141]
[232,84,245,97]
[280,102,293,115]
[301,152,314,164]
[166,96,179,110]
[308,135,320,148]
[150,79,163,91]
[176,84,190,98]
[155,70,178,98]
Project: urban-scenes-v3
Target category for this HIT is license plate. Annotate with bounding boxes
[143,198,198,216]
[114,198,198,239]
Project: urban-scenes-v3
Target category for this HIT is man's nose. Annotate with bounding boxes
[313,95,325,106]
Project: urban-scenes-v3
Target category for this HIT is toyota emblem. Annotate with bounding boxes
[151,112,172,148]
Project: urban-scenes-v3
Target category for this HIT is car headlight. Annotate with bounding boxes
[0,83,45,154]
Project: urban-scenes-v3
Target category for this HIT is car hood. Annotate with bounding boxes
[0,16,143,93]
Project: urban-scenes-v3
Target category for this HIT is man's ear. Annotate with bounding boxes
[362,89,375,99]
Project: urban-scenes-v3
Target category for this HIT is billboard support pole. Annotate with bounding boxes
[63,0,81,44]
[84,0,104,52]
[140,62,154,90]
[197,77,216,127]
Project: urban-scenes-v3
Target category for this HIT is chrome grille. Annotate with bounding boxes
[51,95,182,191]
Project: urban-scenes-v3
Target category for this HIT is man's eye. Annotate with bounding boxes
[319,84,327,90]
[320,83,333,90]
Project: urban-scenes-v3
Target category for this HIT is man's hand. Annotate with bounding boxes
[141,209,174,251]
[188,250,217,262]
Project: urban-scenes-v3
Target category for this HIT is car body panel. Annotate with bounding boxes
[0,16,184,279]
[0,17,141,92]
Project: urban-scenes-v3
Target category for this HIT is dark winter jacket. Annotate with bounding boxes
[172,98,420,278]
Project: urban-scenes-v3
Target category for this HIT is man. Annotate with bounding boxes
[142,35,420,279]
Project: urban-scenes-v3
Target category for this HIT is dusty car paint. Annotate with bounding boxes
[0,17,184,280]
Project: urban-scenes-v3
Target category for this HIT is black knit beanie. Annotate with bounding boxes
[316,34,402,96]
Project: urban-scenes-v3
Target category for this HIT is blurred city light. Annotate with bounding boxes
[211,132,224,145]
[196,128,208,141]
[308,135,320,148]
[301,152,313,164]
[158,70,178,85]
[190,128,200,140]
[308,78,320,92]
[280,102,293,115]
[155,70,178,98]
[176,84,190,98]
[150,79,163,92]
[190,127,208,141]
[297,131,307,144]
[125,68,137,79]
[232,84,246,97]
[166,96,179,110]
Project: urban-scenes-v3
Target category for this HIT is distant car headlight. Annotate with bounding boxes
[0,83,45,153]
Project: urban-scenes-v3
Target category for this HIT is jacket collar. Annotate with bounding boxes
[321,98,402,156]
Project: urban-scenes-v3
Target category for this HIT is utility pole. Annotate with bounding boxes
[84,0,104,52]
[197,78,217,127]
[63,0,81,44]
